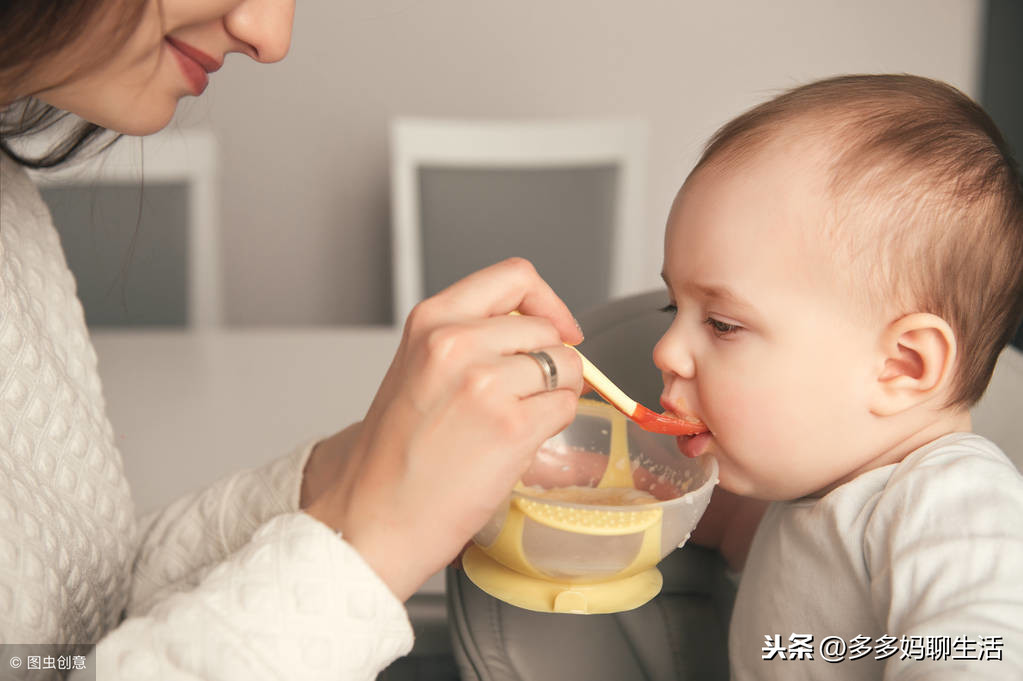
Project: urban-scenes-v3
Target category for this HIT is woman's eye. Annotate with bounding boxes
[659,303,677,314]
[705,317,740,337]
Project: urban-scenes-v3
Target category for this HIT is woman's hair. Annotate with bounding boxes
[0,0,149,168]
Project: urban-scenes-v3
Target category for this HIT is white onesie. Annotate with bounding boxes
[729,432,1023,680]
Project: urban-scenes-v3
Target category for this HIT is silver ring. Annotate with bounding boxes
[525,351,559,391]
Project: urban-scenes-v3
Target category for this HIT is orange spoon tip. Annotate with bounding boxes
[564,341,708,437]
[632,404,708,436]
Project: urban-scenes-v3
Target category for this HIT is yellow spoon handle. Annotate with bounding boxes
[568,346,639,417]
[508,310,637,414]
[508,311,707,436]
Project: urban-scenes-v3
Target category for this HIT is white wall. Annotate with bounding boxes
[170,0,984,326]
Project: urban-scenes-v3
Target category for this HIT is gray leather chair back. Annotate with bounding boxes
[446,291,734,681]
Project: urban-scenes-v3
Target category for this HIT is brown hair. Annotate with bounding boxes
[0,0,150,168]
[692,74,1023,408]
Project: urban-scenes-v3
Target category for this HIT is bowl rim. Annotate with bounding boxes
[512,454,719,512]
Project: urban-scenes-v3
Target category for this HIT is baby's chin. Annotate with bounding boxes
[716,467,824,502]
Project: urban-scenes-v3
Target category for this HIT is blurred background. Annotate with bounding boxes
[38,0,1023,337]
[27,5,1023,678]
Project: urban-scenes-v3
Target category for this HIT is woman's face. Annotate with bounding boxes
[31,0,295,136]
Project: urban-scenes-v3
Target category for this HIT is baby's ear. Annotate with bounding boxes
[869,313,957,416]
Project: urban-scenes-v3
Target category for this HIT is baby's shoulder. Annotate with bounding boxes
[890,432,1020,489]
[860,435,1023,651]
[867,433,1023,544]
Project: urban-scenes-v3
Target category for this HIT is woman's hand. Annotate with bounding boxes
[304,258,584,601]
[300,421,362,510]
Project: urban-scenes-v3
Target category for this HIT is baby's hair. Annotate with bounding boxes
[691,74,1023,409]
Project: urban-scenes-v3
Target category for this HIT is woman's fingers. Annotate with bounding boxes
[409,258,583,345]
[453,345,582,402]
[506,346,583,398]
[422,313,565,363]
[516,387,580,460]
[395,312,580,408]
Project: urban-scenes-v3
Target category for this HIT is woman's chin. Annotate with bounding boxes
[115,111,176,137]
[89,100,178,137]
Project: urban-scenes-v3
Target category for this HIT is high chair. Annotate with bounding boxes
[445,290,1023,681]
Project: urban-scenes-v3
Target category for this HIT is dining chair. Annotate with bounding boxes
[30,128,221,328]
[389,117,648,325]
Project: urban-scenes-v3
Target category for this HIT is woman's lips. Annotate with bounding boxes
[165,37,221,96]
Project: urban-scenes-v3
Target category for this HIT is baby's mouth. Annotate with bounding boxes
[659,397,704,430]
[676,430,713,458]
[659,397,712,456]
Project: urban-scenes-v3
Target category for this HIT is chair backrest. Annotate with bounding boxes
[389,118,647,325]
[30,128,221,328]
[972,343,1023,470]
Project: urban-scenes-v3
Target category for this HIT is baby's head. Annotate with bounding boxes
[655,74,1023,500]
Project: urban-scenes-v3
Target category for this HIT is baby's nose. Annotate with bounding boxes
[653,328,696,381]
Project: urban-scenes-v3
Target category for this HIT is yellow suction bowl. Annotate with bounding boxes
[462,544,663,615]
[464,399,718,615]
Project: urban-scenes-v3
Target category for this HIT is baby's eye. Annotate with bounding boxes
[659,303,678,314]
[705,317,740,337]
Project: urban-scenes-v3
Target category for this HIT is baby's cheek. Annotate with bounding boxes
[711,375,788,436]
[715,389,794,473]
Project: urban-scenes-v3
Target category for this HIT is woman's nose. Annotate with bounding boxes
[225,0,296,63]
[653,325,696,381]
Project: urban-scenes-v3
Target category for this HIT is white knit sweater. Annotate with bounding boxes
[0,152,413,679]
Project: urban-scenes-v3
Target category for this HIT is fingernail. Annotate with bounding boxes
[574,318,585,340]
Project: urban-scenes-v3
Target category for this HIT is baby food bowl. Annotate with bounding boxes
[463,398,718,614]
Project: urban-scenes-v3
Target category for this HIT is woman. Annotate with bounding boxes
[0,1,584,678]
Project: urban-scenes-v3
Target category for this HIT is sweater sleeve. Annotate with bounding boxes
[72,512,414,680]
[126,441,317,617]
[863,439,1023,681]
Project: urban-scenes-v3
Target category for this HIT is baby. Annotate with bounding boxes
[654,75,1023,679]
